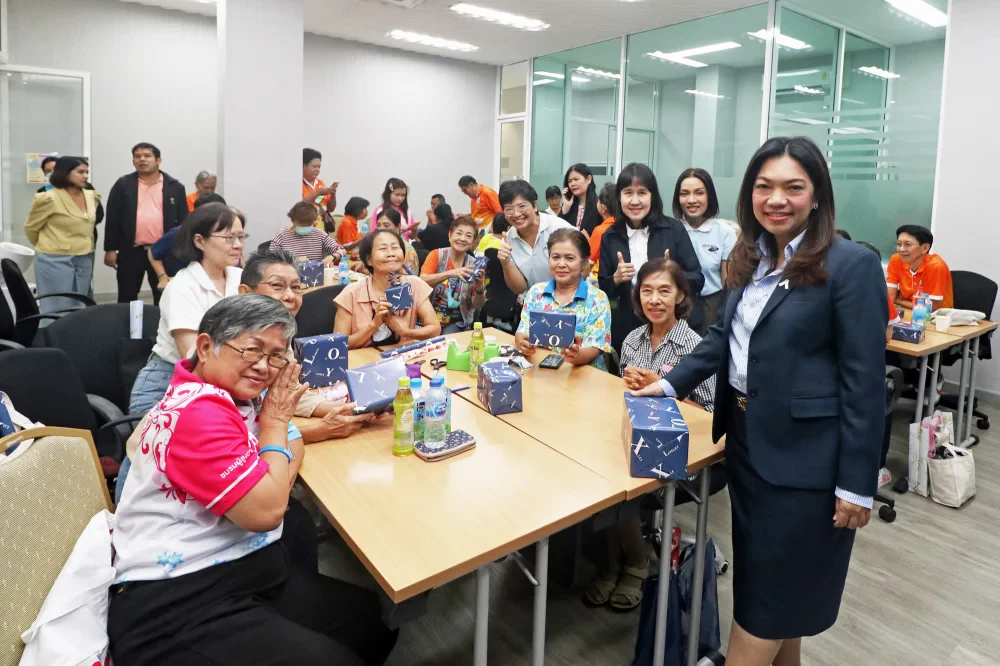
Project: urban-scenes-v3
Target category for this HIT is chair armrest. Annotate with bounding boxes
[0,338,24,351]
[88,394,131,461]
[99,412,147,431]
[35,292,96,307]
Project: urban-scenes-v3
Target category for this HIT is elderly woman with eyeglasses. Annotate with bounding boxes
[110,295,398,666]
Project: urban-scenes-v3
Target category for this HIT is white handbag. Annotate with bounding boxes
[928,443,976,508]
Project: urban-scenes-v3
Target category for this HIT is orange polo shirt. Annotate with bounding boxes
[186,191,199,213]
[303,178,331,209]
[589,217,615,263]
[470,185,501,230]
[337,215,361,247]
[886,253,953,309]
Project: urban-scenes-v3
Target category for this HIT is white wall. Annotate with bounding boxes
[6,0,496,295]
[302,33,495,228]
[7,0,218,296]
[932,0,1000,397]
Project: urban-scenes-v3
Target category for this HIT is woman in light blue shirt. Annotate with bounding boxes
[672,168,736,330]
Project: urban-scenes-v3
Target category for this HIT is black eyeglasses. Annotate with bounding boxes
[262,280,309,294]
[224,342,289,369]
[211,232,251,245]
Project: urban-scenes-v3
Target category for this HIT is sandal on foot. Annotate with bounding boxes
[583,570,619,607]
[608,565,646,612]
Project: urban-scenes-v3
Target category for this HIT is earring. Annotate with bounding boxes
[812,203,819,210]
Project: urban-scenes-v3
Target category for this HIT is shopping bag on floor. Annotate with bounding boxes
[677,538,721,660]
[928,443,975,508]
[631,571,683,666]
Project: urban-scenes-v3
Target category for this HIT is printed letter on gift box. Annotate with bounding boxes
[528,311,577,349]
[621,393,690,479]
[296,334,349,387]
[476,360,523,415]
[345,357,408,413]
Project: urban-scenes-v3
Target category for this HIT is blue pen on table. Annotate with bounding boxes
[451,386,471,394]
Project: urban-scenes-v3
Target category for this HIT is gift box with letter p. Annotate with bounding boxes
[295,333,348,387]
[345,357,408,413]
[297,260,325,288]
[891,321,926,344]
[621,393,689,480]
[528,311,577,349]
[385,283,413,313]
[476,359,522,416]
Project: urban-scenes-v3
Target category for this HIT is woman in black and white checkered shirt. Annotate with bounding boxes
[620,257,716,412]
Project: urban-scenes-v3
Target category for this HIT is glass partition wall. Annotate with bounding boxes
[519,0,948,257]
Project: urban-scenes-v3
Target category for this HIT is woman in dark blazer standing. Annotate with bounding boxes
[634,137,887,665]
[599,163,704,350]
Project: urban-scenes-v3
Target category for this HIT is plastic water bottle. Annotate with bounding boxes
[468,322,485,378]
[425,376,448,449]
[392,377,414,456]
[338,258,350,286]
[912,292,928,329]
[410,377,425,445]
[359,217,368,234]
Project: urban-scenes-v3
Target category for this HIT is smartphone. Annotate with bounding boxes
[414,429,477,461]
[539,353,564,370]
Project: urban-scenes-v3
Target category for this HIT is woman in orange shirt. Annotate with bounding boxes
[186,171,217,212]
[588,183,617,274]
[336,196,369,255]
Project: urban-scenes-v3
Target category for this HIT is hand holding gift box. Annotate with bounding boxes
[345,357,408,413]
[476,359,522,416]
[297,260,325,288]
[528,311,577,349]
[464,255,489,283]
[385,282,413,313]
[621,393,689,480]
[295,334,349,387]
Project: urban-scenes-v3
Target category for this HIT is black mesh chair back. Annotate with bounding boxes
[42,304,160,412]
[481,248,520,323]
[0,288,17,345]
[416,247,430,271]
[296,285,346,338]
[0,348,97,433]
[1,258,95,345]
[952,271,997,360]
[256,241,272,256]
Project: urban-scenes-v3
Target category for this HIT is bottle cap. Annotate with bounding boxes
[410,377,423,388]
[473,322,483,330]
[430,376,445,387]
[397,377,409,387]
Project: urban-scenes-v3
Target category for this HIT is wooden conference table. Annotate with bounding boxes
[296,330,724,666]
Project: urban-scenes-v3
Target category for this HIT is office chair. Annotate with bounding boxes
[935,271,997,432]
[256,241,272,256]
[877,366,904,523]
[41,303,160,413]
[416,247,430,271]
[477,248,520,333]
[1,258,95,345]
[295,284,345,338]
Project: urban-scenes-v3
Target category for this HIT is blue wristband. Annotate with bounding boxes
[258,445,293,462]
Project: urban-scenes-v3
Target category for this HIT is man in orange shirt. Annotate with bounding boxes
[302,148,338,228]
[459,175,501,232]
[186,171,217,212]
[588,183,617,274]
[886,224,953,312]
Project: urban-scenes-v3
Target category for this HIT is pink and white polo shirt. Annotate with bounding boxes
[113,360,282,582]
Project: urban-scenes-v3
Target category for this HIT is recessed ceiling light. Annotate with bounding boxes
[575,66,620,80]
[786,117,829,125]
[685,89,725,99]
[648,41,741,68]
[830,126,876,134]
[884,0,947,27]
[777,68,820,78]
[859,65,901,79]
[747,29,810,50]
[387,30,478,52]
[450,4,549,31]
[794,85,824,95]
[533,79,556,86]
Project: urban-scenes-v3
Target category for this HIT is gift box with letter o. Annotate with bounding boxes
[295,334,349,387]
[528,311,577,349]
[621,393,689,480]
[476,359,522,416]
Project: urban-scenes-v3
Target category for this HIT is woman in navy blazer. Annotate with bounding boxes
[635,137,887,665]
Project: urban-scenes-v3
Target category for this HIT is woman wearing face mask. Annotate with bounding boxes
[371,177,418,241]
[598,163,704,351]
[673,168,737,329]
[419,215,487,334]
[633,137,887,666]
[559,163,602,235]
[514,228,612,369]
[270,202,345,267]
[334,229,439,349]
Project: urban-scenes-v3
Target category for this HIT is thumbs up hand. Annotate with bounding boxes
[498,231,512,264]
[613,251,636,286]
[663,248,670,263]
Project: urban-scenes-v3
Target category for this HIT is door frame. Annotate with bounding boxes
[0,64,91,242]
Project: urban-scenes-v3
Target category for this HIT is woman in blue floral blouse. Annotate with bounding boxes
[514,228,613,370]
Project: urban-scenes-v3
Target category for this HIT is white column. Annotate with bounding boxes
[218,0,303,244]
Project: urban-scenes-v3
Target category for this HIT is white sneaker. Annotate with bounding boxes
[877,467,892,488]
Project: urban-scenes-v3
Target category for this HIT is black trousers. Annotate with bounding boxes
[116,244,161,306]
[108,542,398,666]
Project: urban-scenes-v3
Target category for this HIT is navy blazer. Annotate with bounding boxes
[665,238,888,497]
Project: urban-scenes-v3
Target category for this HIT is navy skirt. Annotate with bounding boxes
[726,394,856,640]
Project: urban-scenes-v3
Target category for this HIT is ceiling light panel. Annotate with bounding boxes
[859,66,901,79]
[884,0,948,27]
[575,66,620,80]
[794,85,824,95]
[450,4,549,31]
[685,89,725,99]
[647,41,740,68]
[777,69,820,78]
[388,29,478,52]
[747,29,810,50]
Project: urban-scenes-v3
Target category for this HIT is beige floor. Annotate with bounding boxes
[318,402,1000,666]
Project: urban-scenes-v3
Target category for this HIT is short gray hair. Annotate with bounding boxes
[195,170,215,183]
[197,294,297,356]
[241,249,297,288]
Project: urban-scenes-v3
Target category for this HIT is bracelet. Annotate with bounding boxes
[258,445,293,462]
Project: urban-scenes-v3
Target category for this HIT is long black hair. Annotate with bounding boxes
[728,136,835,288]
[380,177,409,220]
[563,163,597,208]
[671,168,720,221]
[612,162,665,233]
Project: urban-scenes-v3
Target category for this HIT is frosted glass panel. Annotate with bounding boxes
[499,121,524,183]
[500,61,527,116]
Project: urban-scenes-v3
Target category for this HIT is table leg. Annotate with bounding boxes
[914,355,929,424]
[685,469,712,666]
[963,336,981,445]
[475,566,490,666]
[956,340,970,441]
[532,537,549,666]
[928,352,942,412]
[653,482,677,666]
